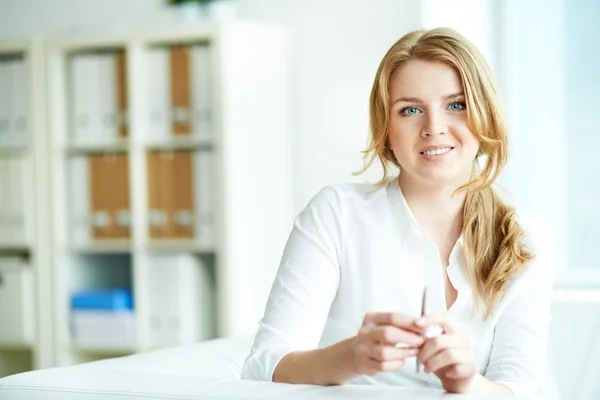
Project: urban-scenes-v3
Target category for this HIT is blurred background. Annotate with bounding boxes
[0,0,597,399]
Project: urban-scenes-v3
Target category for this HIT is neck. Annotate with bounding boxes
[398,174,466,241]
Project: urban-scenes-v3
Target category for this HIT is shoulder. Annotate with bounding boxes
[309,181,391,207]
[515,214,555,258]
[511,213,557,286]
[298,181,392,223]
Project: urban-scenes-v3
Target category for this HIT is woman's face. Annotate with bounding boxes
[387,59,480,187]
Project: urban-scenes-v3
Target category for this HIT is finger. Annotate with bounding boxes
[367,344,419,362]
[364,312,423,333]
[418,334,467,364]
[362,357,406,375]
[423,348,471,374]
[443,363,478,380]
[369,326,424,346]
[415,312,459,334]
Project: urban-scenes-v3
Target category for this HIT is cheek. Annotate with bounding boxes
[388,118,420,147]
[453,125,479,155]
[464,135,480,157]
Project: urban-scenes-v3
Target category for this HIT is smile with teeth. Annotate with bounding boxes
[421,147,453,156]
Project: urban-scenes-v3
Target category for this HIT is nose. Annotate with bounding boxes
[421,110,447,137]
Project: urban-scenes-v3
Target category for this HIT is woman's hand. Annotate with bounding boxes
[350,312,425,376]
[416,313,479,393]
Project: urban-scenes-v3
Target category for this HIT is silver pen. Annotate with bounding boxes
[416,286,426,373]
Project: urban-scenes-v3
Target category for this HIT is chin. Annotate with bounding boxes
[420,173,462,187]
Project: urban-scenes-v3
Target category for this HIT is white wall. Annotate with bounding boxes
[563,0,600,274]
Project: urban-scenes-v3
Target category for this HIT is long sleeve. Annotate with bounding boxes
[484,224,556,396]
[241,186,342,382]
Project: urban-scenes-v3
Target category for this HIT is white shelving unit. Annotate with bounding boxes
[45,21,292,366]
[0,39,54,377]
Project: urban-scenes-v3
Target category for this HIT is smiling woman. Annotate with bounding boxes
[241,27,554,398]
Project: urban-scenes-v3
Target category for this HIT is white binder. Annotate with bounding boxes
[146,48,171,142]
[0,158,9,242]
[70,54,102,145]
[7,156,30,243]
[0,61,10,147]
[147,254,213,348]
[96,52,118,144]
[194,150,215,247]
[190,45,213,136]
[0,257,35,345]
[69,55,90,145]
[10,59,29,148]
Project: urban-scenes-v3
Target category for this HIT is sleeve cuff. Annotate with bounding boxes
[493,381,539,397]
[241,347,293,382]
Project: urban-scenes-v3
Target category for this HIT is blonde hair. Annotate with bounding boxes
[356,27,534,319]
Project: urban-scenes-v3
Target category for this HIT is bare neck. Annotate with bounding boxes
[398,175,466,244]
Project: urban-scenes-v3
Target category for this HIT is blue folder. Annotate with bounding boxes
[71,288,134,311]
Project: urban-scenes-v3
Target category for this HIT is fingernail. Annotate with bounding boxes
[415,336,424,345]
[415,317,427,327]
[424,366,430,373]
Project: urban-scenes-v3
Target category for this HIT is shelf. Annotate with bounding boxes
[51,38,129,54]
[147,239,215,254]
[144,134,214,152]
[0,342,33,351]
[0,43,28,54]
[68,241,132,254]
[65,142,129,156]
[69,344,136,355]
[0,243,31,254]
[0,146,29,156]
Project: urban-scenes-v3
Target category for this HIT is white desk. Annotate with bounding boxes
[0,336,541,400]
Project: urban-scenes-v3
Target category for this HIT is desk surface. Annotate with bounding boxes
[0,367,540,400]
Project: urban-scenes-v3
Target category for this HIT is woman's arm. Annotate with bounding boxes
[467,374,514,394]
[241,186,343,382]
[273,338,357,385]
[274,313,425,385]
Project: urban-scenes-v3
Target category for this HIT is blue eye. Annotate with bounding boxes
[401,107,421,116]
[448,102,466,111]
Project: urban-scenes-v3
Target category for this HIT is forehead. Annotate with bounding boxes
[389,59,462,99]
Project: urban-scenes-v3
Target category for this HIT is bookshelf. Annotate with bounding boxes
[0,39,54,377]
[44,20,292,367]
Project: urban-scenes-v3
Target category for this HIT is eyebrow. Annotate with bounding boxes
[392,92,465,105]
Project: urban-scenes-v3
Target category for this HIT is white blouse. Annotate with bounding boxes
[241,180,555,397]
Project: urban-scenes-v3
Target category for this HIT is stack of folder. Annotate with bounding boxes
[68,50,128,145]
[66,45,216,244]
[68,154,131,242]
[0,57,31,245]
[146,254,214,348]
[145,43,215,243]
[89,154,131,239]
[146,44,212,141]
[71,288,135,349]
[147,150,214,243]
